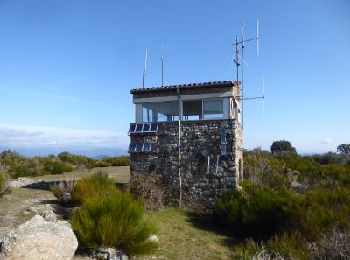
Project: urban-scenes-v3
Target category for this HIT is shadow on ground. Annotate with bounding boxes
[185,211,238,247]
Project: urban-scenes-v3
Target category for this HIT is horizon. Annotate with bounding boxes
[0,0,349,155]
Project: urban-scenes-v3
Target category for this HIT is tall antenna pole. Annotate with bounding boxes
[161,46,164,87]
[256,20,259,56]
[232,20,261,129]
[143,49,148,89]
[241,21,245,130]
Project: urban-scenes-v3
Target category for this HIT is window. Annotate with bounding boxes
[142,101,179,122]
[183,100,202,121]
[203,100,224,119]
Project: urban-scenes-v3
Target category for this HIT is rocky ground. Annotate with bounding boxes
[0,188,56,238]
[0,166,130,259]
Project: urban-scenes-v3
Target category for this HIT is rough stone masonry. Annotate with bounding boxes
[130,119,242,208]
[129,81,243,209]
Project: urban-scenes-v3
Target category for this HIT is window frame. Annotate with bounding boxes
[202,99,225,120]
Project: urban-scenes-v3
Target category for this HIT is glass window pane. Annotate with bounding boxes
[142,106,153,122]
[142,101,179,122]
[203,100,224,119]
[183,100,202,121]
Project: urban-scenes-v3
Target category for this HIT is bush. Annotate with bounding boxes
[72,172,116,204]
[310,228,350,259]
[94,156,130,167]
[70,189,158,256]
[214,181,296,238]
[294,186,350,239]
[58,152,96,170]
[42,158,74,175]
[232,232,309,259]
[0,170,9,195]
[130,173,165,211]
[270,140,297,154]
[51,179,77,204]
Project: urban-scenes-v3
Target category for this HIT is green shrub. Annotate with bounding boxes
[58,152,96,169]
[214,181,296,238]
[70,189,158,256]
[0,170,9,195]
[51,185,62,199]
[72,172,118,204]
[42,158,74,175]
[95,156,130,167]
[291,186,350,240]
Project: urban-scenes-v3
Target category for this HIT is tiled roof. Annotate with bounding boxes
[130,80,238,94]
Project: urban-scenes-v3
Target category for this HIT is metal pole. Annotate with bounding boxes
[161,46,164,87]
[241,43,244,130]
[177,86,182,207]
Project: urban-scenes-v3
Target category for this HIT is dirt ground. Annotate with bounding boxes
[0,166,130,239]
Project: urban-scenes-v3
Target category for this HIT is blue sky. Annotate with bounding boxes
[0,0,349,155]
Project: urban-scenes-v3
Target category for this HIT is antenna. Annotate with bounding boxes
[161,46,164,87]
[241,21,245,129]
[232,20,262,129]
[256,20,259,56]
[262,77,265,119]
[142,49,148,89]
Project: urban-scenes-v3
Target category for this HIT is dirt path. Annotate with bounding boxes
[0,188,56,238]
[0,166,130,239]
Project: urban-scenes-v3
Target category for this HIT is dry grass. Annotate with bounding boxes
[31,166,130,183]
[138,208,233,260]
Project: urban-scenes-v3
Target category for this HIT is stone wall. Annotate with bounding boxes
[130,119,242,209]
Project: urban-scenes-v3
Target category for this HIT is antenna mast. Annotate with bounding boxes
[142,49,148,89]
[232,20,261,129]
[161,46,164,87]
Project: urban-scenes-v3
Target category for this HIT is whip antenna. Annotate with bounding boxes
[142,49,148,89]
[256,20,259,56]
[161,46,164,87]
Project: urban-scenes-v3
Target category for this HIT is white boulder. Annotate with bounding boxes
[1,214,78,260]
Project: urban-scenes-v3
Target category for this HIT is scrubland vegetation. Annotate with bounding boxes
[213,142,350,259]
[69,173,158,256]
[0,150,129,179]
[0,169,9,195]
[2,141,350,258]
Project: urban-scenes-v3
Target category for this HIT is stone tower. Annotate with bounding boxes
[128,81,242,208]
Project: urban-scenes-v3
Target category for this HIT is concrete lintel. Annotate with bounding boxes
[133,92,234,104]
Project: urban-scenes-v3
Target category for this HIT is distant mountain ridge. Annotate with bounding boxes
[0,146,128,158]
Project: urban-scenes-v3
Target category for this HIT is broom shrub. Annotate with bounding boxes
[70,173,158,256]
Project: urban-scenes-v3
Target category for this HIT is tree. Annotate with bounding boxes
[270,140,297,154]
[337,144,350,155]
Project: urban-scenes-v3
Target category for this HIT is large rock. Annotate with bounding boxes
[1,214,78,260]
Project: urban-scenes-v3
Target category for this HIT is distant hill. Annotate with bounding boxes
[0,146,128,158]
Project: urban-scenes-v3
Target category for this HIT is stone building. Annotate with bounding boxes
[128,81,243,208]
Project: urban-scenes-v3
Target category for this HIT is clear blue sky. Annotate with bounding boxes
[0,0,349,155]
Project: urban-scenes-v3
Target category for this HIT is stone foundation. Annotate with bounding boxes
[130,119,242,209]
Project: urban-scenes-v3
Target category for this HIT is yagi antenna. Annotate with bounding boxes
[142,49,148,89]
[232,20,262,129]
